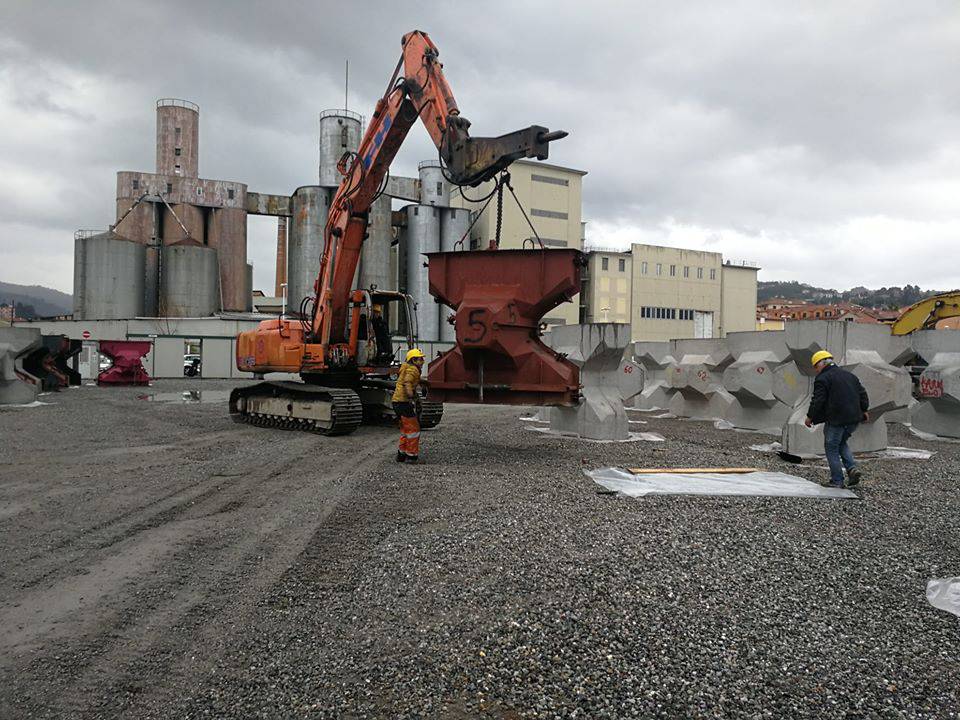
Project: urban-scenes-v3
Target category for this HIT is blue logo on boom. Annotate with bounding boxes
[363,114,392,169]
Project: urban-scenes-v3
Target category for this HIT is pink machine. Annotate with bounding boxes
[97,340,152,386]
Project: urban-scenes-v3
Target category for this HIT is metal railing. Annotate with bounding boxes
[157,98,199,112]
[74,229,102,240]
[723,259,760,268]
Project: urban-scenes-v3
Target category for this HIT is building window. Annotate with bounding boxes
[166,183,172,193]
[530,208,568,220]
[196,187,203,196]
[669,264,676,276]
[531,173,568,186]
[174,147,182,156]
[697,267,704,279]
[132,179,139,190]
[601,257,609,271]
[227,188,235,200]
[175,126,181,138]
[174,164,182,175]
[710,268,716,280]
[618,258,625,272]
[436,182,443,196]
[641,261,648,274]
[656,263,662,276]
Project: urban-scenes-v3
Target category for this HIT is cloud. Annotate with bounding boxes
[0,1,957,295]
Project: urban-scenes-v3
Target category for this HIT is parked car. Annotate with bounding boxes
[184,354,201,377]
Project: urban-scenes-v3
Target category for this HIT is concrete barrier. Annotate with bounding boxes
[910,330,960,439]
[572,321,959,447]
[666,339,735,420]
[0,327,43,404]
[547,324,638,440]
[632,342,676,410]
[779,322,911,456]
[721,331,805,433]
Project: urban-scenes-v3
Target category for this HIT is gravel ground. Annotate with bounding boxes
[1,379,958,719]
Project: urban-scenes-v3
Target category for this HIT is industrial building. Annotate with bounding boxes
[37,99,491,373]
[451,160,587,327]
[581,244,759,341]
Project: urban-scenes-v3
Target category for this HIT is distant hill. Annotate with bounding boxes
[0,281,73,318]
[757,281,955,310]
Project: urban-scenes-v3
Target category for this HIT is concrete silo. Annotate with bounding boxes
[318,109,362,188]
[287,186,331,314]
[73,230,146,320]
[160,242,220,317]
[404,204,441,342]
[156,99,199,178]
[418,160,450,207]
[438,207,472,342]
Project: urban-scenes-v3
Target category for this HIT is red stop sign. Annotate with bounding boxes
[82,330,91,339]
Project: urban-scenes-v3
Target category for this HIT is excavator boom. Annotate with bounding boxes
[891,292,960,335]
[314,30,567,353]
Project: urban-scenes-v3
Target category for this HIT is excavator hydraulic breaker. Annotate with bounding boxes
[424,248,583,406]
[97,340,152,386]
[443,124,568,187]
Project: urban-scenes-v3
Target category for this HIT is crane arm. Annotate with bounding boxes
[890,292,960,335]
[311,30,566,348]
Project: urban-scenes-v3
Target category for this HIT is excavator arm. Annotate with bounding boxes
[313,30,566,351]
[891,292,960,335]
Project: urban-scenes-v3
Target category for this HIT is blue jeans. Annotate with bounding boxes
[824,423,858,485]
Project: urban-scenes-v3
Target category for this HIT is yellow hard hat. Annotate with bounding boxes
[406,348,425,362]
[811,350,833,366]
[372,304,383,312]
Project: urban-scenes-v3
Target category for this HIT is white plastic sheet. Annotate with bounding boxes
[908,425,960,444]
[526,426,665,443]
[587,467,859,499]
[748,441,934,460]
[926,577,960,617]
[0,400,52,409]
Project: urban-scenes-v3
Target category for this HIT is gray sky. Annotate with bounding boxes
[2,1,958,295]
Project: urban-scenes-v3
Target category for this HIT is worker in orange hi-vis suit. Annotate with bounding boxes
[392,348,426,463]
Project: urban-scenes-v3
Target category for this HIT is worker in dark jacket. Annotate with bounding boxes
[804,350,869,487]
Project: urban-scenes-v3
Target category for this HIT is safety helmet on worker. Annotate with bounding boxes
[405,348,425,363]
[811,350,833,367]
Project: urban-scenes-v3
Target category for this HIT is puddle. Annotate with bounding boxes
[137,390,231,404]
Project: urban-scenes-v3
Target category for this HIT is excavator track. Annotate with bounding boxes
[229,382,363,436]
[419,400,444,429]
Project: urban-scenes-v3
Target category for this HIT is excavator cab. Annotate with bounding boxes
[349,289,416,374]
[346,287,443,427]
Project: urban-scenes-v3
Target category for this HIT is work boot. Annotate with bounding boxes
[395,451,406,463]
[820,479,843,488]
[846,467,862,487]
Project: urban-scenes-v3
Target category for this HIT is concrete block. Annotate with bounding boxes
[632,342,675,410]
[782,403,889,456]
[548,324,634,440]
[779,321,910,455]
[843,349,912,420]
[0,327,43,404]
[910,330,960,438]
[666,339,735,420]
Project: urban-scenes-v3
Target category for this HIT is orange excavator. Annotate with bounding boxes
[230,30,568,435]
